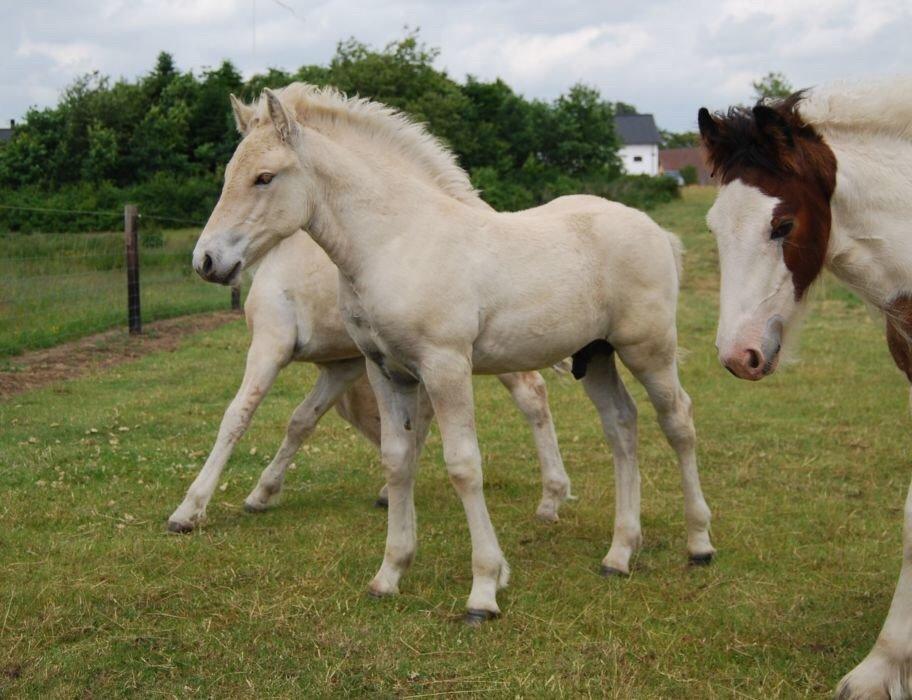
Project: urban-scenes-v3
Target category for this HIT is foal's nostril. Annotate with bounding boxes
[202,254,213,275]
[746,349,761,369]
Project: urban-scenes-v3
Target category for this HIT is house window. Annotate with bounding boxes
[633,156,643,162]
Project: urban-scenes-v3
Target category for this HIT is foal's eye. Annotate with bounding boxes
[254,172,274,186]
[771,219,794,240]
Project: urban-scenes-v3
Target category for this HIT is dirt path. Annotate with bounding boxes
[0,311,243,399]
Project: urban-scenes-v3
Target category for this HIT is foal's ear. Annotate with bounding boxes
[263,88,298,143]
[697,108,720,144]
[753,104,794,147]
[229,94,254,135]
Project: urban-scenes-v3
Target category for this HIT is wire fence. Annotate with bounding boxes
[0,204,240,357]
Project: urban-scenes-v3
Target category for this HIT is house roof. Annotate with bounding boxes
[614,114,661,146]
[0,128,12,143]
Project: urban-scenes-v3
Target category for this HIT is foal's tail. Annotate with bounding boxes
[664,230,684,289]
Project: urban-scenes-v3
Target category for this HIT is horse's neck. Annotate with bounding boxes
[301,132,386,280]
[825,130,912,305]
[301,128,467,283]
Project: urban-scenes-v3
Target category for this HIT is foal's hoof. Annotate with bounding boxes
[243,501,268,514]
[374,497,389,509]
[689,552,714,566]
[463,609,499,626]
[600,564,629,578]
[166,519,195,534]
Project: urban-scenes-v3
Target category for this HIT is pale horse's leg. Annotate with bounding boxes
[422,353,509,622]
[497,371,572,523]
[617,336,715,564]
[365,361,434,597]
[168,334,291,532]
[244,358,367,511]
[837,388,912,699]
[579,349,641,576]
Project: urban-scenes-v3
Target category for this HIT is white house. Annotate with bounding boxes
[615,114,661,176]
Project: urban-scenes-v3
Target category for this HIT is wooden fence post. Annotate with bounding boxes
[231,284,241,311]
[124,204,141,335]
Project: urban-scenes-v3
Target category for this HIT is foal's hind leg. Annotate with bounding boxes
[244,358,366,511]
[618,340,715,564]
[580,351,641,576]
[497,371,571,522]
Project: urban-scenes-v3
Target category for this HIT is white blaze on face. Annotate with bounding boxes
[707,179,799,380]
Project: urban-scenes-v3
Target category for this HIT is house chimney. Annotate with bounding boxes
[9,119,13,129]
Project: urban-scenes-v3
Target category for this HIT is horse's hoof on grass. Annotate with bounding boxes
[600,564,629,578]
[689,552,714,566]
[366,586,397,600]
[374,497,389,509]
[243,501,268,514]
[166,520,194,534]
[463,609,499,626]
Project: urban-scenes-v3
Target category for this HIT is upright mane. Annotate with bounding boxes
[699,92,818,181]
[254,83,481,207]
[798,76,912,141]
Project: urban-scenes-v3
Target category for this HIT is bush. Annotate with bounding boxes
[601,174,680,211]
[680,165,698,186]
[0,175,220,233]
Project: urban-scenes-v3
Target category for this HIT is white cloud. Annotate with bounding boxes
[0,0,910,131]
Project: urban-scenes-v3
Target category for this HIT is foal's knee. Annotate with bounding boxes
[380,435,415,485]
[512,373,551,427]
[445,444,483,492]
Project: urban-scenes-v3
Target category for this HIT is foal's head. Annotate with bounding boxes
[193,90,312,284]
[698,93,837,380]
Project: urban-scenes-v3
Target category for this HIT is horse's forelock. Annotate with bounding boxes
[701,91,812,183]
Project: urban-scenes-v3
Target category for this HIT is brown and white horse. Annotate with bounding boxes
[699,78,912,699]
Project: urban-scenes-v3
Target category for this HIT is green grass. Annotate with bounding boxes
[0,228,234,356]
[1,187,908,697]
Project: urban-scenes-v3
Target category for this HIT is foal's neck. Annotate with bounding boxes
[825,130,912,306]
[300,128,439,282]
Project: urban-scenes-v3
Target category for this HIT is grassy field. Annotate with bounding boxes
[1,187,908,697]
[0,228,233,356]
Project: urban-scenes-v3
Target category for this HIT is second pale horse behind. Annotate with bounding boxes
[166,230,574,532]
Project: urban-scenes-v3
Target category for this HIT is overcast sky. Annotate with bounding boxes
[2,0,910,132]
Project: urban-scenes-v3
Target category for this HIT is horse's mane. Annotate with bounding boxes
[702,77,912,180]
[254,83,481,207]
[798,77,912,141]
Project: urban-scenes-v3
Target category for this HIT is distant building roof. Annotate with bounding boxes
[0,120,15,144]
[659,147,713,185]
[614,114,661,146]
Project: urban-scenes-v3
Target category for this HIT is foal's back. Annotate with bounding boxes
[466,195,682,371]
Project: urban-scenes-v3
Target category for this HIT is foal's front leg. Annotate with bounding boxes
[496,371,572,522]
[837,476,912,699]
[168,338,287,532]
[366,362,433,597]
[424,354,509,622]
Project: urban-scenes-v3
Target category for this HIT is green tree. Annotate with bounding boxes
[660,129,699,148]
[752,71,793,102]
[83,120,118,182]
[542,83,621,177]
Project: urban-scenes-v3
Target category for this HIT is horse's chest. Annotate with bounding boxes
[338,283,419,384]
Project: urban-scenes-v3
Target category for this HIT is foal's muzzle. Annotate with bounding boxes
[193,249,241,285]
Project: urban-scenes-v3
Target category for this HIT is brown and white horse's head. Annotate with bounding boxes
[698,93,837,380]
[193,89,313,285]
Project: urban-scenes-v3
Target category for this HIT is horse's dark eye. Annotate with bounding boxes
[771,219,794,240]
[255,172,274,186]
